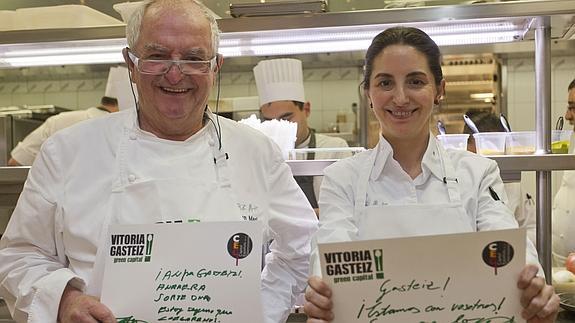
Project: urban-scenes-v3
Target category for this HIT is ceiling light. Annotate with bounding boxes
[470,92,495,99]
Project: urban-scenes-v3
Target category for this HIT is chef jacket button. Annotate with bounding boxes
[128,174,137,183]
[560,234,564,239]
[129,133,137,140]
[208,139,215,146]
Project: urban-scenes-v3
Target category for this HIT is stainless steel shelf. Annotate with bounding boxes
[287,154,575,176]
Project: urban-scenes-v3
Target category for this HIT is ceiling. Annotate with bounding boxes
[0,0,488,20]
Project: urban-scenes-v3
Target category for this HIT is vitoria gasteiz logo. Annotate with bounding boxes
[110,233,154,264]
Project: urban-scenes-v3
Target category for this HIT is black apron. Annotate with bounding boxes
[294,129,318,208]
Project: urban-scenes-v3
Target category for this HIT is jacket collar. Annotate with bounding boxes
[370,133,443,182]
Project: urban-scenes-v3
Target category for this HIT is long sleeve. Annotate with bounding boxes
[261,158,318,323]
[0,138,84,323]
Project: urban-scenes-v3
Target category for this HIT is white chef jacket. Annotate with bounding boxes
[10,107,109,165]
[504,182,536,244]
[0,109,318,323]
[296,132,350,201]
[552,133,575,265]
[313,134,541,275]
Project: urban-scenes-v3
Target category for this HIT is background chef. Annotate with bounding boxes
[7,66,132,166]
[552,77,575,266]
[254,58,349,212]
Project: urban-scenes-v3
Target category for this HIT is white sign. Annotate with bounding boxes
[101,221,263,323]
[319,229,526,323]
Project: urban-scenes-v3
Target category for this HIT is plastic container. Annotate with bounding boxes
[473,132,507,155]
[436,134,470,151]
[552,130,573,154]
[506,131,536,155]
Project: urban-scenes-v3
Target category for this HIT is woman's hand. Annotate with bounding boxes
[517,264,560,322]
[304,276,334,323]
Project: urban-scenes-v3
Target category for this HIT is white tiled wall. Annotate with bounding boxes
[506,55,575,198]
[212,66,363,133]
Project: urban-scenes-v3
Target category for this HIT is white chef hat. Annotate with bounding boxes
[253,58,305,106]
[105,66,137,111]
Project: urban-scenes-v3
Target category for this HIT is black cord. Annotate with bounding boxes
[214,65,223,150]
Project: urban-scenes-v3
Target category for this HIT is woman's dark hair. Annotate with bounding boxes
[362,26,443,90]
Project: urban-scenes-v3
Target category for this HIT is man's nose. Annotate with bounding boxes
[164,63,185,84]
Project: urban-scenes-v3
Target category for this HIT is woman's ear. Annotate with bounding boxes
[435,79,446,104]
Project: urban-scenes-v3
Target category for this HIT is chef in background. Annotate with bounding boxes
[254,58,349,213]
[462,111,536,244]
[7,66,133,166]
[552,77,575,266]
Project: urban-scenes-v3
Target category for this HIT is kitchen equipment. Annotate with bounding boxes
[552,130,573,154]
[506,131,535,155]
[500,113,512,132]
[437,120,446,135]
[556,116,564,131]
[436,134,469,151]
[463,114,479,134]
[472,132,507,155]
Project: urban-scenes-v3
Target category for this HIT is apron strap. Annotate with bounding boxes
[435,138,463,204]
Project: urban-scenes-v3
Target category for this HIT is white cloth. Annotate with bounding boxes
[10,107,109,166]
[312,134,541,276]
[504,182,536,244]
[552,133,575,266]
[0,109,318,323]
[296,132,350,202]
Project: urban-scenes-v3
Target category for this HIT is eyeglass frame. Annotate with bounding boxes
[126,48,219,76]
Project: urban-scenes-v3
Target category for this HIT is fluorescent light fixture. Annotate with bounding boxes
[0,19,528,67]
[470,92,495,99]
[219,20,527,57]
[0,38,127,68]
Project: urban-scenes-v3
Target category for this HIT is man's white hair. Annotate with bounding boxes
[126,0,220,56]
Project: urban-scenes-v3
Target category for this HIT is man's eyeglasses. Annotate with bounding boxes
[127,50,217,75]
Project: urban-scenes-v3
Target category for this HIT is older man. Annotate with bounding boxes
[0,1,317,323]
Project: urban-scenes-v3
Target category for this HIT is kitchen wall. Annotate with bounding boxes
[212,65,363,134]
[0,68,109,110]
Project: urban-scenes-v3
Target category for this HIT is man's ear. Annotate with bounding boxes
[214,54,224,73]
[122,48,135,82]
[303,101,311,117]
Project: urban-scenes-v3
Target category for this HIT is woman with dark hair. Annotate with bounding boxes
[303,27,559,322]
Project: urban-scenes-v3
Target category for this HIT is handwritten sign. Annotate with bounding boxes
[101,221,263,323]
[319,229,526,323]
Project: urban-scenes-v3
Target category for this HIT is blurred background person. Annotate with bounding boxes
[254,58,349,213]
[552,78,575,266]
[8,66,132,166]
[463,111,536,244]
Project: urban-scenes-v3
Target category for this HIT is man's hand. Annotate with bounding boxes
[517,264,560,323]
[304,276,334,323]
[58,284,116,323]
